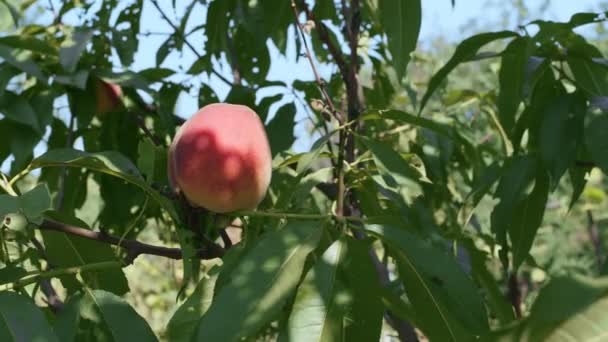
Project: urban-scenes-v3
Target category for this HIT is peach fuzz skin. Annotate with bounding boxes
[168,103,272,213]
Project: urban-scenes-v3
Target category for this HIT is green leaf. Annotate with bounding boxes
[361,109,455,138]
[0,194,18,219]
[187,57,207,75]
[156,36,174,66]
[176,1,196,50]
[585,113,608,174]
[490,155,537,265]
[461,238,515,324]
[266,103,296,157]
[166,267,219,342]
[53,294,82,342]
[568,164,591,211]
[539,92,586,188]
[205,0,232,56]
[498,36,531,136]
[112,1,141,66]
[81,289,158,342]
[0,35,55,55]
[419,31,518,113]
[0,63,20,98]
[54,70,89,89]
[0,183,51,225]
[59,29,93,72]
[137,138,158,183]
[296,129,339,175]
[509,170,550,270]
[379,285,418,325]
[137,67,174,82]
[0,291,59,342]
[284,237,347,341]
[365,224,489,341]
[568,56,608,97]
[524,275,608,341]
[0,0,19,27]
[0,43,45,80]
[19,183,52,222]
[379,0,421,81]
[0,265,27,285]
[195,221,323,341]
[359,136,426,199]
[285,167,333,210]
[28,149,178,222]
[284,236,383,342]
[458,162,503,227]
[198,83,219,108]
[0,119,40,174]
[342,238,384,341]
[566,12,604,28]
[0,90,40,132]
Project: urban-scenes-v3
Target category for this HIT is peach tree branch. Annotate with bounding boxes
[37,219,225,263]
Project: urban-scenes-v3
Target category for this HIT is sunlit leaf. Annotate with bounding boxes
[0,292,58,342]
[60,29,93,72]
[366,224,489,341]
[195,221,323,341]
[166,267,219,342]
[81,289,158,342]
[420,31,518,113]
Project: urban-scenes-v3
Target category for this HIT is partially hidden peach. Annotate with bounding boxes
[168,103,272,213]
[95,79,123,114]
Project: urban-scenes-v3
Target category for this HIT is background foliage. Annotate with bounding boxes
[1,0,608,341]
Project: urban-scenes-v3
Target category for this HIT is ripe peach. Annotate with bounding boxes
[168,103,272,213]
[95,79,122,114]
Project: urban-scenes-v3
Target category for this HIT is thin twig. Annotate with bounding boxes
[296,0,349,81]
[38,219,224,262]
[291,0,343,123]
[29,237,64,313]
[219,229,233,249]
[131,112,164,146]
[149,0,233,86]
[336,129,346,216]
[587,210,603,272]
[55,112,76,210]
[47,0,56,16]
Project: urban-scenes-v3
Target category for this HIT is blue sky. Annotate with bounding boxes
[2,0,606,172]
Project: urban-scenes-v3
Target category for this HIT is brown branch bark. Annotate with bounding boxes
[508,273,522,318]
[38,219,224,263]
